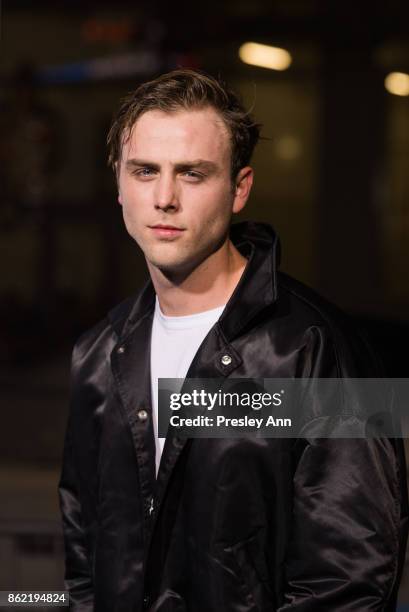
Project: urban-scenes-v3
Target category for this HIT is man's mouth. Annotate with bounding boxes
[149,224,186,238]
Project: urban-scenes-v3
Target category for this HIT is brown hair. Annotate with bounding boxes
[107,68,261,180]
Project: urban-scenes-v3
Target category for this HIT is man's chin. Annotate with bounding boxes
[151,258,192,274]
[146,252,204,282]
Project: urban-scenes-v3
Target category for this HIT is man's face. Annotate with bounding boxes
[117,106,251,277]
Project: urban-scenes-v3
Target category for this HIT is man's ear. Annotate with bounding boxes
[232,166,254,214]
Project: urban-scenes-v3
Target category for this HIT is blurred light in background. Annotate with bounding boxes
[385,72,409,96]
[239,42,292,71]
[81,18,134,44]
[38,52,161,83]
[273,135,302,161]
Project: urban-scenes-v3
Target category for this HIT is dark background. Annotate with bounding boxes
[1,0,409,606]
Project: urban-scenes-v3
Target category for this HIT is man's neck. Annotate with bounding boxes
[147,239,247,316]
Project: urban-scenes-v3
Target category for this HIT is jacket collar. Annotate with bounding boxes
[218,221,280,341]
[111,221,280,344]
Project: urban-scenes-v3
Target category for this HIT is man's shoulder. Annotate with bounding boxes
[72,294,136,362]
[275,271,383,376]
[277,271,352,328]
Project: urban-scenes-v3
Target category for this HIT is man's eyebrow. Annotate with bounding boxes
[124,158,218,172]
[125,159,160,170]
[174,159,218,172]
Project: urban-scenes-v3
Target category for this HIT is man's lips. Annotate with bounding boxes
[149,224,186,238]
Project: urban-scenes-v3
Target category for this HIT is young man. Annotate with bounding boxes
[59,69,408,611]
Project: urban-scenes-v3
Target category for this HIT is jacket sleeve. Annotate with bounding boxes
[59,347,94,611]
[277,434,405,611]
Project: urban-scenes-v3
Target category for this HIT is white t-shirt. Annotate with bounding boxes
[150,297,225,475]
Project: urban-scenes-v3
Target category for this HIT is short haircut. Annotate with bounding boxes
[107,68,261,180]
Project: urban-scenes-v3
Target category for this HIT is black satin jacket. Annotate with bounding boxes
[59,222,409,611]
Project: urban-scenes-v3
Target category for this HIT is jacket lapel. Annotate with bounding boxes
[154,322,243,507]
[110,282,157,520]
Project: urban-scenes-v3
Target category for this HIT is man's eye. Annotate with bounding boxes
[182,171,203,180]
[135,168,155,177]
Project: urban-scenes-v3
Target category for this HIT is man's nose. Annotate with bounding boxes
[154,174,179,211]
